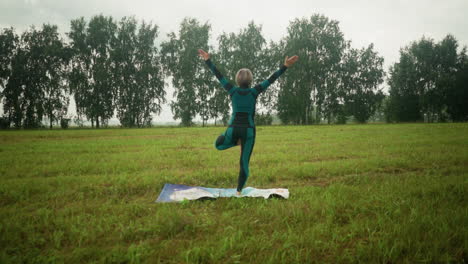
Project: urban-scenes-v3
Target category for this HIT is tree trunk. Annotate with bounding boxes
[96,116,100,128]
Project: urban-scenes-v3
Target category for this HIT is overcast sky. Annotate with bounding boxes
[1,0,467,123]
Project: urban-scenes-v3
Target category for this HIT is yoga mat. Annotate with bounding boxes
[156,183,289,202]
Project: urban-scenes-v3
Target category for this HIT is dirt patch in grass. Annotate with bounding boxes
[376,166,425,174]
[303,155,361,163]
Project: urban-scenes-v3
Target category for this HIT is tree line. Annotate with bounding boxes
[0,14,467,128]
[386,35,468,122]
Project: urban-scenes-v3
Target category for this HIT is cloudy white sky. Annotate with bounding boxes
[1,0,467,123]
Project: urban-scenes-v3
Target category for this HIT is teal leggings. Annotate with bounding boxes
[215,126,256,192]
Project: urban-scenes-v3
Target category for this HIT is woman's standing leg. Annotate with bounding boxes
[237,127,256,193]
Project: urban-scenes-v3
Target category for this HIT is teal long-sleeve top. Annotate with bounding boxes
[205,59,287,127]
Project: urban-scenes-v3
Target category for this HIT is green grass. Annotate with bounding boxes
[0,123,467,263]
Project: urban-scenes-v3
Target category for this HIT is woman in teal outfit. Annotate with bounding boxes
[198,49,298,195]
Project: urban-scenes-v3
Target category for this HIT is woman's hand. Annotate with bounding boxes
[284,55,299,67]
[198,49,210,61]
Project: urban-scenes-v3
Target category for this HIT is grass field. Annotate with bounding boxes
[0,123,467,263]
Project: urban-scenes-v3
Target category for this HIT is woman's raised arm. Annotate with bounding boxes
[254,55,299,95]
[198,49,234,93]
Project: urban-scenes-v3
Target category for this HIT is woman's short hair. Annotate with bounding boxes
[235,68,253,88]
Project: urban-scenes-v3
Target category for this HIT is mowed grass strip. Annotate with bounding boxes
[0,123,467,263]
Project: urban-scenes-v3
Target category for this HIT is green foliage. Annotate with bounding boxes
[37,24,71,129]
[387,35,467,122]
[1,25,69,129]
[255,112,273,126]
[335,105,348,124]
[387,50,422,122]
[68,15,117,128]
[341,44,385,123]
[2,15,467,128]
[446,48,468,121]
[0,117,9,129]
[60,118,70,129]
[0,124,466,262]
[278,14,347,125]
[277,15,386,125]
[161,18,211,126]
[0,27,18,94]
[72,115,84,128]
[112,17,166,127]
[0,27,19,128]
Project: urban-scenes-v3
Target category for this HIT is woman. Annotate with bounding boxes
[198,49,298,195]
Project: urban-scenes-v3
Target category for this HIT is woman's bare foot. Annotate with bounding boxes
[236,191,241,196]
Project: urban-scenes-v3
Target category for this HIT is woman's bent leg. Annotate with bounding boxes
[215,127,237,150]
